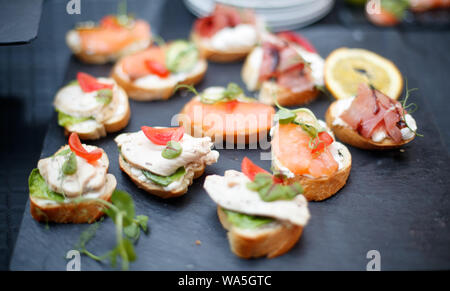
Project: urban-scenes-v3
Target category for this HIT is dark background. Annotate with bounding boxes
[1,0,449,270]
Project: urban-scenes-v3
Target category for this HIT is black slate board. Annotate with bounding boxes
[0,0,43,45]
[9,21,450,271]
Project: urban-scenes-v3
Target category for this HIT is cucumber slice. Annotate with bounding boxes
[166,40,199,73]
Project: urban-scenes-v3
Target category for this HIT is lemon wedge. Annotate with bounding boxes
[324,48,403,100]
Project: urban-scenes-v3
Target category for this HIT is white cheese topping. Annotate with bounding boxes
[242,46,263,91]
[115,130,219,177]
[331,97,355,127]
[294,46,324,86]
[204,170,310,226]
[132,61,206,89]
[37,145,108,198]
[210,24,258,52]
[401,114,417,140]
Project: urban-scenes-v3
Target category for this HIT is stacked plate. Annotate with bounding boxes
[183,0,335,31]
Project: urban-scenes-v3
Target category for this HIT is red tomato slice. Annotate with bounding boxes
[277,31,317,53]
[100,15,122,29]
[68,133,103,162]
[145,60,170,78]
[311,131,334,154]
[225,100,239,113]
[77,72,114,93]
[241,157,271,181]
[141,126,184,146]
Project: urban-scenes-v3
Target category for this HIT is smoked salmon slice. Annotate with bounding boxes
[121,47,166,80]
[181,98,274,141]
[272,123,338,178]
[78,19,150,55]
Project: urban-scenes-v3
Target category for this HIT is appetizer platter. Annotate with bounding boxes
[9,3,450,271]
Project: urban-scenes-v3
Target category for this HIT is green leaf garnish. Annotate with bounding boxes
[142,167,186,187]
[277,108,297,124]
[96,89,113,105]
[222,208,274,229]
[54,148,71,157]
[161,141,182,159]
[67,80,79,86]
[176,83,246,105]
[29,169,65,202]
[399,80,422,138]
[380,0,410,19]
[57,110,94,127]
[62,152,77,175]
[247,173,303,202]
[73,190,149,270]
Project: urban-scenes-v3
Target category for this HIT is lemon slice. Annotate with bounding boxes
[324,48,403,100]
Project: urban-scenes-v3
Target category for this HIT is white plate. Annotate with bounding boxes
[183,0,334,31]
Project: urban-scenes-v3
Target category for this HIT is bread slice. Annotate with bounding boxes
[241,48,319,106]
[325,101,415,150]
[217,207,303,259]
[30,174,116,224]
[30,146,116,223]
[111,58,208,101]
[118,155,206,199]
[272,142,352,201]
[191,32,252,63]
[66,30,151,64]
[60,85,130,140]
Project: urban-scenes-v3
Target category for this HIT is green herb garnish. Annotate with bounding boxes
[247,173,303,202]
[161,141,182,159]
[399,80,422,137]
[380,0,410,19]
[175,82,247,105]
[62,152,77,175]
[142,167,186,187]
[67,80,79,86]
[29,169,65,202]
[73,190,149,270]
[96,88,113,105]
[223,208,274,229]
[57,110,94,127]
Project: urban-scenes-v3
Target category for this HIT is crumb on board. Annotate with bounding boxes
[400,149,405,153]
[195,240,201,245]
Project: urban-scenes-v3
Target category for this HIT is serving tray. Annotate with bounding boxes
[9,22,450,270]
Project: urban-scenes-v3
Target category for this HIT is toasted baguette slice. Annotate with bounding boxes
[325,101,415,150]
[242,48,319,106]
[111,58,208,101]
[30,146,117,223]
[66,30,151,64]
[217,207,303,259]
[118,156,206,199]
[191,32,252,63]
[273,142,352,201]
[30,174,116,224]
[61,85,130,140]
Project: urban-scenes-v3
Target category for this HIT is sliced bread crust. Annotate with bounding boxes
[118,156,206,199]
[111,59,208,101]
[217,207,304,259]
[272,142,352,201]
[191,32,252,63]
